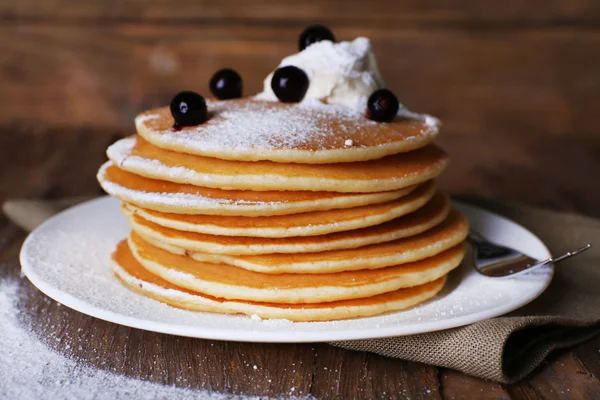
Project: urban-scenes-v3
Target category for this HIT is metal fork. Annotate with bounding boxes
[469,231,591,278]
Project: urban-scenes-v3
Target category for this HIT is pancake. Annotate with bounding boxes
[124,181,435,244]
[98,162,417,216]
[126,187,447,239]
[126,183,436,255]
[146,209,468,274]
[124,192,449,256]
[112,241,447,322]
[128,233,464,304]
[135,99,440,164]
[108,136,448,193]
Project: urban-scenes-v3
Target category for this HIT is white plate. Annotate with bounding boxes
[20,197,553,343]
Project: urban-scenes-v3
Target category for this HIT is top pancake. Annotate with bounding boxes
[135,98,439,164]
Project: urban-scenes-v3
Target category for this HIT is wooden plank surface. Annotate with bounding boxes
[2,24,600,140]
[2,0,600,23]
[2,0,600,397]
[1,129,599,399]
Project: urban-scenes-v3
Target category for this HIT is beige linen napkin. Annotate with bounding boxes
[4,198,599,383]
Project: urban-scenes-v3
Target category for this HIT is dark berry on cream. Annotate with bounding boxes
[366,89,400,122]
[270,66,309,103]
[299,25,336,51]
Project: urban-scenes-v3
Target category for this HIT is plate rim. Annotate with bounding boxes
[19,196,553,343]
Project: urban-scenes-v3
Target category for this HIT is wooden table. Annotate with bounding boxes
[1,129,599,399]
[2,0,600,396]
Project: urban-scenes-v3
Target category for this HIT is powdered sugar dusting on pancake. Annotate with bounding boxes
[135,99,439,163]
[138,99,377,151]
[97,162,263,208]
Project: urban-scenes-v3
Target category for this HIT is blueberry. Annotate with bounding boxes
[270,66,309,103]
[209,68,242,100]
[366,89,400,122]
[299,25,336,51]
[170,91,207,128]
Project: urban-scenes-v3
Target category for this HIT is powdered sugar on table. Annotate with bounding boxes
[0,276,317,399]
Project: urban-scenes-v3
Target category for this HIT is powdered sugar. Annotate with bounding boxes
[398,109,441,130]
[138,99,383,152]
[0,276,273,399]
[136,98,440,163]
[97,162,285,210]
[107,138,253,189]
[136,114,160,124]
[98,162,241,207]
[105,134,136,161]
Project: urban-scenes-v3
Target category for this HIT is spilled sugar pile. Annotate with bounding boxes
[0,275,308,400]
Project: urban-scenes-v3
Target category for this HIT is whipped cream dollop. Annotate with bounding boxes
[257,37,385,110]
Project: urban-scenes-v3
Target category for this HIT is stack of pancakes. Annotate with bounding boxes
[98,99,469,321]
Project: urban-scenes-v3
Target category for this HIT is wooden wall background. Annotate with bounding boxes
[1,0,599,215]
